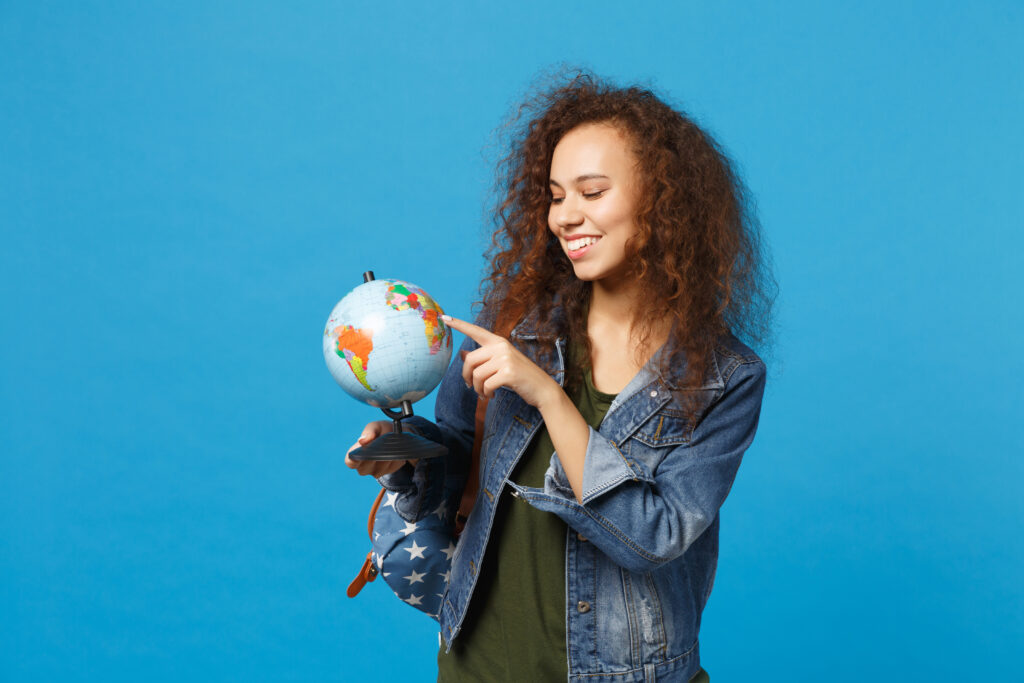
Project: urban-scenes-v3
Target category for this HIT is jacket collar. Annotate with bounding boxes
[508,293,566,341]
[508,300,724,392]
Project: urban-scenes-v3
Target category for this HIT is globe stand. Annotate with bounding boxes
[347,399,448,461]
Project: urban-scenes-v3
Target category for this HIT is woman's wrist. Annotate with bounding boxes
[532,376,565,412]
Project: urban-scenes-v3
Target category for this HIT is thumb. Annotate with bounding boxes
[361,420,391,443]
[358,424,378,444]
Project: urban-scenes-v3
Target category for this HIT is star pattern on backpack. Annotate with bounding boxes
[370,491,457,620]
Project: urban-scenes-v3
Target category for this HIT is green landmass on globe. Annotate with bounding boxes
[384,282,447,354]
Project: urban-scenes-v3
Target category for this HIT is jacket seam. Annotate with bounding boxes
[644,572,669,661]
[591,543,599,662]
[621,568,641,669]
[721,357,764,387]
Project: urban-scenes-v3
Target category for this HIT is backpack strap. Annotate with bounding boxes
[346,487,385,597]
[454,395,488,537]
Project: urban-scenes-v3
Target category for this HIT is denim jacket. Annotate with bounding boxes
[378,303,767,682]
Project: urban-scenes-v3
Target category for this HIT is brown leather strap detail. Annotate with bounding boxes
[346,550,379,598]
[366,487,385,539]
[454,395,488,537]
[348,488,386,598]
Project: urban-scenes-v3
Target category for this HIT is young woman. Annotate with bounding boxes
[347,71,775,682]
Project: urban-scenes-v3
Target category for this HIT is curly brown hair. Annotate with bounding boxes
[477,68,776,421]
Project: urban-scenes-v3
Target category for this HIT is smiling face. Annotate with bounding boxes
[548,122,643,287]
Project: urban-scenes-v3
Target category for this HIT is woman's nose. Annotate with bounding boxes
[553,198,584,228]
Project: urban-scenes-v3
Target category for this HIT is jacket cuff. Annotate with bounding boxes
[374,416,447,522]
[545,426,652,505]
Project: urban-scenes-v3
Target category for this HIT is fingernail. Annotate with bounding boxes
[441,314,452,321]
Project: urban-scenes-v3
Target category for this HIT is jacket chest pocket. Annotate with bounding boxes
[630,406,693,448]
[619,411,688,480]
[630,387,721,448]
[624,389,719,474]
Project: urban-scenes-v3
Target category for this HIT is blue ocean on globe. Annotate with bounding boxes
[323,278,453,409]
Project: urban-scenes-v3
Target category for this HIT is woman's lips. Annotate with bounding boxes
[567,236,600,260]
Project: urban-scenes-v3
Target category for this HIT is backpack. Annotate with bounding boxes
[346,395,487,619]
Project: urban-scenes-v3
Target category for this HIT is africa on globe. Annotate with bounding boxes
[323,275,453,409]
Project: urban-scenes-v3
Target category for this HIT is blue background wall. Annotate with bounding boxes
[3,1,1021,680]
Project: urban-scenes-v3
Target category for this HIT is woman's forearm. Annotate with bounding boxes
[537,386,590,502]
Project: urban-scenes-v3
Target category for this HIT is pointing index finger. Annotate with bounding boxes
[441,314,501,345]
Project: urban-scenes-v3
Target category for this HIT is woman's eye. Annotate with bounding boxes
[550,191,603,204]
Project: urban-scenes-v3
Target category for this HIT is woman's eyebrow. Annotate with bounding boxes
[549,174,610,188]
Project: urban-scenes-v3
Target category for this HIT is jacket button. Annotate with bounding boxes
[577,600,591,614]
[576,532,587,542]
[650,390,658,398]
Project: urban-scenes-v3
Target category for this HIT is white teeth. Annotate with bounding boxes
[568,236,599,251]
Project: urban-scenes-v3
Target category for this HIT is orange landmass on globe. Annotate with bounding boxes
[333,325,374,391]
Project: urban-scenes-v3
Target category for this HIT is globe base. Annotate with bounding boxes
[347,431,448,461]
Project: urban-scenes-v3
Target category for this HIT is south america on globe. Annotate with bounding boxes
[323,277,453,409]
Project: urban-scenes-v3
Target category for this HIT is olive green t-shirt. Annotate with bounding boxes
[437,346,710,683]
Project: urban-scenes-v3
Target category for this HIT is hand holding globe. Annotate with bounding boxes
[323,272,453,461]
[344,419,416,477]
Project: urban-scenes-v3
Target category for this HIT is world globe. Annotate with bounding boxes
[323,276,453,410]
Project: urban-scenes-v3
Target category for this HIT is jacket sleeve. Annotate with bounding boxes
[374,313,487,523]
[513,358,767,573]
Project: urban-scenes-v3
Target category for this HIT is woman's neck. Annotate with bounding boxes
[588,278,642,330]
[588,278,673,353]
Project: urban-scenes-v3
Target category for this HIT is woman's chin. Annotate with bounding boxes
[568,260,602,279]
